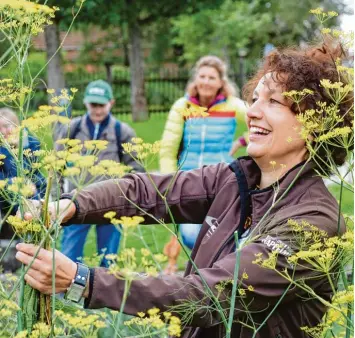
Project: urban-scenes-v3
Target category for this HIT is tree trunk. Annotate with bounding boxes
[127,19,148,122]
[123,41,130,67]
[44,21,65,98]
[118,27,130,67]
[105,62,113,85]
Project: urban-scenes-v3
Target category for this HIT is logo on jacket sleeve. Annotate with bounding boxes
[261,235,292,257]
[205,216,220,238]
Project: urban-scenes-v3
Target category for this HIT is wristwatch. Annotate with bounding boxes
[65,263,90,303]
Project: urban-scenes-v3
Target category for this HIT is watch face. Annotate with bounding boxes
[66,284,85,303]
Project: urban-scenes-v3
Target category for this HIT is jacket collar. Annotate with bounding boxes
[187,94,226,109]
[235,156,316,226]
[236,156,314,190]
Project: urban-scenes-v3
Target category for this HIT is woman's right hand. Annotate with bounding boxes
[19,199,76,224]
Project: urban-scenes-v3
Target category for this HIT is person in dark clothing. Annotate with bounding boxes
[0,108,46,272]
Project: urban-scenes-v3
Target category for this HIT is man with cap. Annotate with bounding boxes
[54,79,143,267]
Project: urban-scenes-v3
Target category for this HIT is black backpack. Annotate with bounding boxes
[69,117,123,161]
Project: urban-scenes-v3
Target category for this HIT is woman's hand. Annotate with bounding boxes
[19,199,76,224]
[15,243,77,294]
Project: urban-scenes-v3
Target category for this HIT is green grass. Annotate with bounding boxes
[119,112,169,171]
[327,183,354,216]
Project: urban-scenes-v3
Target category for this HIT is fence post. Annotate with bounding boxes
[238,48,248,89]
[105,62,113,85]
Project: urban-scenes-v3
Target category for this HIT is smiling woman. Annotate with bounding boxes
[192,65,223,107]
[244,40,353,176]
[246,73,308,188]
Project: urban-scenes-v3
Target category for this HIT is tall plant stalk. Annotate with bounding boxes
[41,171,54,326]
[226,233,240,338]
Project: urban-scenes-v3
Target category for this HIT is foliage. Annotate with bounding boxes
[172,0,271,65]
[171,0,346,68]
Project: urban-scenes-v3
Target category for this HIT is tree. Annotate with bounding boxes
[172,0,346,74]
[77,0,224,121]
[77,25,128,84]
[44,20,65,94]
[38,1,83,100]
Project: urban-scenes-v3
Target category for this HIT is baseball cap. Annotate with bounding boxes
[84,80,113,104]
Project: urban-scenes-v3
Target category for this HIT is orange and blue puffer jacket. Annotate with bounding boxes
[159,94,247,173]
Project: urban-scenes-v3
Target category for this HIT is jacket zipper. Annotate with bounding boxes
[93,123,100,140]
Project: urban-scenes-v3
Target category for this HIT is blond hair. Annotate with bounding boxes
[0,107,19,126]
[186,55,238,98]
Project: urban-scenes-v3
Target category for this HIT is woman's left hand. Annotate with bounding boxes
[15,243,77,294]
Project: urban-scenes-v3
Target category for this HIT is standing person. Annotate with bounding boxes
[160,56,248,273]
[0,108,46,272]
[16,40,353,338]
[55,80,143,268]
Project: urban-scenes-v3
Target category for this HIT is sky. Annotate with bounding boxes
[340,0,354,32]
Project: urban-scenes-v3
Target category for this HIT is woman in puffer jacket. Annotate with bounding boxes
[159,56,248,273]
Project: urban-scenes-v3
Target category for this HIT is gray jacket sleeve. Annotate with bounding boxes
[51,122,68,199]
[120,122,145,173]
[51,118,80,198]
[53,120,69,146]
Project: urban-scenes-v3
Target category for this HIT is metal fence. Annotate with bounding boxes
[32,67,242,115]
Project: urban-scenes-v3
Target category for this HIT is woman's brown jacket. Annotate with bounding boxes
[63,157,344,338]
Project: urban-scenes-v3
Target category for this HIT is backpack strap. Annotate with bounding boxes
[69,117,82,140]
[229,160,251,240]
[114,120,123,162]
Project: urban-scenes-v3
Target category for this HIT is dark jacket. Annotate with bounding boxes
[0,134,46,199]
[0,133,46,239]
[63,157,344,338]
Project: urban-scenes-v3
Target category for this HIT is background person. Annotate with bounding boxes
[0,107,46,272]
[55,79,144,268]
[159,55,248,273]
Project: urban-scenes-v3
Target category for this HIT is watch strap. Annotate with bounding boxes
[65,263,90,303]
[84,268,95,308]
[74,263,89,287]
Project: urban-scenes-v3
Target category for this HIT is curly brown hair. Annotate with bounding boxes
[243,39,354,170]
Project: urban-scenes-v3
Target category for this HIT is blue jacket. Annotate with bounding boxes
[0,133,46,212]
[160,95,247,172]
